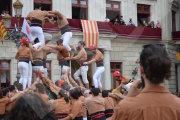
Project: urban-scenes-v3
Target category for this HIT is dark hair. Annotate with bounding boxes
[55,80,59,87]
[91,88,100,96]
[140,44,171,84]
[13,81,19,86]
[34,3,41,9]
[15,83,23,91]
[122,88,126,91]
[35,83,45,94]
[57,39,63,43]
[0,89,3,99]
[59,90,69,103]
[63,85,71,91]
[74,87,83,97]
[8,85,15,92]
[3,88,9,96]
[78,41,86,47]
[90,86,95,89]
[61,82,68,89]
[4,93,56,120]
[45,85,57,99]
[34,38,39,44]
[69,89,79,100]
[102,90,108,98]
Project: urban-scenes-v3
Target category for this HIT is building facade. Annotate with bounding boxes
[0,0,180,93]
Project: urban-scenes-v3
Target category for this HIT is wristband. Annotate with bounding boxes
[68,73,71,76]
[37,73,40,77]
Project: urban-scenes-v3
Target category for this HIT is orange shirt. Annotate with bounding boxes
[52,98,70,114]
[69,99,84,119]
[110,86,180,120]
[79,96,87,118]
[92,50,104,62]
[0,98,11,114]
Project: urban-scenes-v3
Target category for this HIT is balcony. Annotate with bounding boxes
[0,16,162,41]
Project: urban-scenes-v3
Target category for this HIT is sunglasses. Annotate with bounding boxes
[142,43,166,52]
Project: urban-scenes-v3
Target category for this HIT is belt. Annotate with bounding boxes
[31,19,42,28]
[80,61,87,67]
[43,59,47,68]
[55,113,68,119]
[59,58,70,67]
[96,60,104,67]
[60,25,71,35]
[129,79,133,83]
[32,58,43,66]
[74,116,83,120]
[19,57,30,63]
[104,109,114,118]
[90,111,105,120]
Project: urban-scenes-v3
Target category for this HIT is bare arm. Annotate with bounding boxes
[10,91,24,102]
[15,51,19,60]
[45,17,57,25]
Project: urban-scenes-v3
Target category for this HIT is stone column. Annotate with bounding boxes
[161,0,172,40]
[103,50,111,90]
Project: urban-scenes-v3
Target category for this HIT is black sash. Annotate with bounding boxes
[80,61,87,67]
[96,60,104,67]
[19,57,30,63]
[31,19,42,28]
[74,116,83,120]
[43,59,46,68]
[90,111,106,120]
[32,58,43,66]
[104,109,114,118]
[60,25,71,35]
[55,113,68,119]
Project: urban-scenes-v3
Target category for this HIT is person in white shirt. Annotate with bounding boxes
[127,18,135,26]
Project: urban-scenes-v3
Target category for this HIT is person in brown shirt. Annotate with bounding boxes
[86,88,106,120]
[50,90,70,119]
[62,88,84,120]
[102,90,114,119]
[109,44,180,120]
[83,44,104,89]
[15,37,32,90]
[46,10,74,57]
[66,41,89,88]
[27,3,54,49]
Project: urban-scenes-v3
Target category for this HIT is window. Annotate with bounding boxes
[34,0,52,11]
[106,1,121,23]
[0,0,12,16]
[72,0,88,20]
[0,60,10,88]
[46,61,51,80]
[137,4,150,27]
[172,10,176,32]
[110,62,122,88]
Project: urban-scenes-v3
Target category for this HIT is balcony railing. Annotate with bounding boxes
[0,16,162,40]
[172,31,180,41]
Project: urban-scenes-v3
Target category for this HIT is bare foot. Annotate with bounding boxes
[72,44,77,52]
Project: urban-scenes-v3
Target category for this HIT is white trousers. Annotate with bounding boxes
[44,33,52,40]
[59,66,70,80]
[28,61,32,87]
[93,67,105,88]
[18,62,29,90]
[124,82,133,91]
[29,26,45,49]
[32,66,44,82]
[61,32,72,51]
[44,67,48,77]
[74,66,89,84]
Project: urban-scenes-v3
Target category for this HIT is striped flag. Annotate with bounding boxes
[176,53,180,60]
[0,21,7,44]
[81,20,99,48]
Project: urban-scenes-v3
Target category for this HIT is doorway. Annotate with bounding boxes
[72,7,87,20]
[0,0,12,16]
[137,13,149,26]
[106,10,120,23]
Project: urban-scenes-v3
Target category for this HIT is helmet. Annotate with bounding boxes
[89,44,97,51]
[113,71,126,79]
[21,37,30,46]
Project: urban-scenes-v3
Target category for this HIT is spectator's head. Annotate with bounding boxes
[4,93,55,120]
[34,38,39,44]
[2,88,10,98]
[58,80,65,88]
[129,18,132,21]
[35,83,45,94]
[34,3,41,10]
[8,85,16,93]
[58,90,69,103]
[56,39,63,46]
[102,90,109,98]
[78,41,86,49]
[140,44,171,85]
[157,20,160,23]
[91,88,100,97]
[15,83,23,91]
[69,88,79,100]
[55,80,59,87]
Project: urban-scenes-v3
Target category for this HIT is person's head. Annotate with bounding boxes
[89,44,97,54]
[8,85,16,93]
[14,83,23,92]
[58,80,65,88]
[60,81,68,88]
[56,39,63,46]
[91,88,100,97]
[78,41,86,50]
[157,20,160,23]
[121,15,123,19]
[34,38,39,44]
[34,3,41,10]
[90,86,95,90]
[55,80,59,87]
[58,90,69,103]
[63,85,71,92]
[102,90,109,98]
[3,88,10,98]
[35,83,45,94]
[69,88,79,100]
[13,81,18,86]
[74,87,83,97]
[113,71,125,82]
[84,90,91,98]
[140,44,171,86]
[2,10,5,14]
[129,18,132,21]
[4,93,55,120]
[21,37,30,47]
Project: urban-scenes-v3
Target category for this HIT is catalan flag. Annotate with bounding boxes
[81,20,99,48]
[0,21,7,44]
[176,53,180,60]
